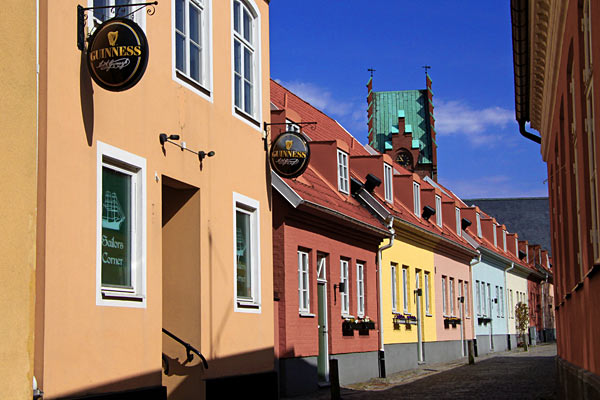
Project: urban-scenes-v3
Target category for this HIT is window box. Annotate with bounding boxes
[393,313,418,327]
[477,317,492,325]
[443,317,461,329]
[342,320,354,336]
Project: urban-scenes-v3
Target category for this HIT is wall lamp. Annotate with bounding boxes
[422,205,436,221]
[159,133,215,164]
[333,282,346,304]
[461,218,472,231]
[364,174,382,193]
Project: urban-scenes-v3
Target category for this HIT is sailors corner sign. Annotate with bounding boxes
[87,18,149,91]
[269,131,311,178]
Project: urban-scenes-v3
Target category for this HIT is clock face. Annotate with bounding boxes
[396,149,413,168]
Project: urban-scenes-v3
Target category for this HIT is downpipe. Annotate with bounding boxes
[376,218,395,378]
[505,262,515,349]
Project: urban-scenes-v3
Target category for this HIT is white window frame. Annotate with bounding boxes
[464,281,469,317]
[449,278,455,316]
[384,163,393,203]
[298,250,310,313]
[476,212,482,237]
[482,282,487,316]
[487,283,492,316]
[337,150,349,194]
[503,230,507,252]
[356,262,365,317]
[435,195,442,227]
[233,192,261,313]
[442,275,447,316]
[317,253,327,282]
[493,224,498,247]
[413,182,421,217]
[424,272,430,314]
[496,286,500,316]
[340,259,350,316]
[500,286,504,317]
[231,0,262,129]
[391,263,398,312]
[402,267,409,313]
[96,142,147,308]
[173,0,213,100]
[89,0,146,31]
[455,207,461,237]
[515,237,519,258]
[476,280,481,316]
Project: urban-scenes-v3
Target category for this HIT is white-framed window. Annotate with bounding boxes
[413,182,421,217]
[476,212,482,237]
[402,266,409,313]
[232,0,262,126]
[298,250,310,313]
[464,281,469,317]
[173,0,212,97]
[435,195,442,227]
[337,150,349,194]
[526,246,529,263]
[449,278,455,316]
[515,237,519,258]
[476,280,481,315]
[503,230,507,252]
[442,276,448,315]
[340,259,349,316]
[496,286,500,315]
[356,262,365,317]
[500,286,504,317]
[286,118,300,133]
[482,282,487,316]
[384,163,393,203]
[510,289,514,318]
[233,192,261,312]
[96,142,146,308]
[90,0,146,30]
[317,253,327,282]
[493,224,498,247]
[487,283,491,316]
[391,263,398,312]
[424,272,430,314]
[455,207,461,237]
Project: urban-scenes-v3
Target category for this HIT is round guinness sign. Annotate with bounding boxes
[270,131,311,179]
[87,18,149,91]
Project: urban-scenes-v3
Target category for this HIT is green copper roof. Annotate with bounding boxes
[371,90,433,164]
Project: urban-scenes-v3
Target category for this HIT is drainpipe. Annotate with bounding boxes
[541,272,548,342]
[469,252,481,355]
[518,120,542,144]
[376,218,395,378]
[505,262,515,349]
[415,284,423,363]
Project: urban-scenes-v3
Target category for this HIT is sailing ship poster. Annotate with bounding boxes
[101,167,132,288]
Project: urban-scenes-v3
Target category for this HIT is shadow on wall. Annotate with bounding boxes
[79,48,94,146]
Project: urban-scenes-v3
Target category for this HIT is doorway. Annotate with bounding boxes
[317,254,329,383]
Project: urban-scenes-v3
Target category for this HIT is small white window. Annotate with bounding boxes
[487,283,491,316]
[298,250,310,313]
[356,263,365,317]
[424,272,430,314]
[91,0,145,29]
[402,267,409,313]
[174,0,212,96]
[442,276,447,315]
[482,282,487,316]
[503,230,507,252]
[449,278,455,316]
[384,163,393,203]
[233,192,261,312]
[340,259,349,315]
[455,207,461,237]
[97,142,146,307]
[500,286,505,317]
[286,118,300,133]
[391,263,398,312]
[496,286,500,315]
[413,182,421,217]
[464,281,469,317]
[476,280,481,315]
[515,237,519,258]
[232,0,262,125]
[317,253,327,281]
[526,247,529,263]
[493,224,498,247]
[476,212,482,237]
[337,150,349,194]
[435,195,442,227]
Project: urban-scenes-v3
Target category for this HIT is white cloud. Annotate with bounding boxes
[435,99,514,146]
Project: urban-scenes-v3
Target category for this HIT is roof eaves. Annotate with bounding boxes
[303,200,389,237]
[271,170,303,208]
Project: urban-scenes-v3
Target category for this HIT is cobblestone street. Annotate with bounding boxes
[287,344,557,400]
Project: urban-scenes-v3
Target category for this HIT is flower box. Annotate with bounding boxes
[477,317,492,325]
[443,317,461,328]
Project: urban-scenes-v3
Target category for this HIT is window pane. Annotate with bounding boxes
[235,74,242,108]
[101,167,132,288]
[176,33,186,72]
[244,81,253,114]
[234,40,241,73]
[176,0,185,32]
[236,211,251,298]
[243,9,252,42]
[233,1,240,34]
[243,47,252,81]
[189,4,200,44]
[190,44,200,82]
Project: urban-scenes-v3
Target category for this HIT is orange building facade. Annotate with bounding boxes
[34,1,274,398]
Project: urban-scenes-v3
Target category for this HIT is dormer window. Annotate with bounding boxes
[455,207,461,237]
[384,163,393,203]
[515,237,519,258]
[476,213,482,237]
[546,254,550,269]
[337,150,349,194]
[503,230,507,252]
[413,182,420,217]
[493,224,497,247]
[286,119,300,132]
[435,195,442,227]
[526,247,529,263]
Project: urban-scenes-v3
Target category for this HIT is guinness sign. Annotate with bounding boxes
[270,131,311,178]
[87,18,149,91]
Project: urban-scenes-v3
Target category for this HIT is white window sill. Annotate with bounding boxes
[425,313,433,317]
[341,314,355,319]
[234,106,261,128]
[236,300,261,313]
[300,312,315,318]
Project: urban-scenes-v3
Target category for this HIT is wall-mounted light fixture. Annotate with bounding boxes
[422,205,436,221]
[461,218,472,231]
[364,174,382,193]
[159,133,215,165]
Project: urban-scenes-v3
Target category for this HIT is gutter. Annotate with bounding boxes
[376,218,395,378]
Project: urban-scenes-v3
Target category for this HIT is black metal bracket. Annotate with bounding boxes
[77,1,158,50]
[262,121,317,151]
[159,133,215,163]
[162,328,208,369]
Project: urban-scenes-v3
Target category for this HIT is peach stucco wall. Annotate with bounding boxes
[36,0,273,397]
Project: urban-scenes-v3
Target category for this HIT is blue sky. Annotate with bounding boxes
[269,1,548,199]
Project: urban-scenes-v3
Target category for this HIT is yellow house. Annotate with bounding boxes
[34,1,273,398]
[0,1,37,398]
